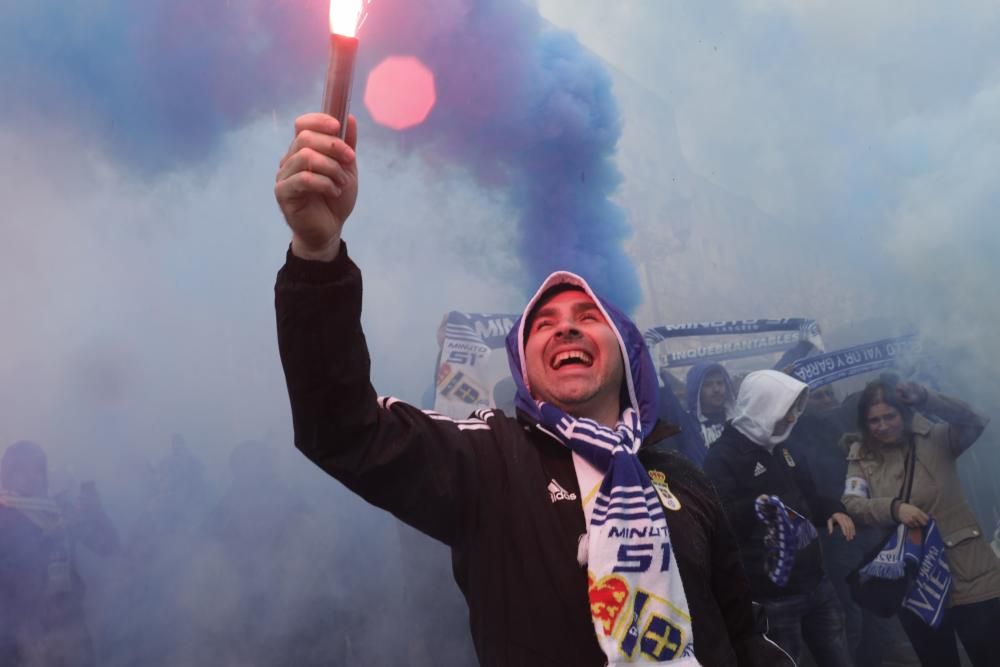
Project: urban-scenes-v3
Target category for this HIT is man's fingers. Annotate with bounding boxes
[289,114,356,163]
[294,113,342,138]
[276,148,350,187]
[275,170,342,202]
[344,114,359,151]
[282,129,356,167]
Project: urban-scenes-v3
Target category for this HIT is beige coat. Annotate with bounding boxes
[842,392,1000,607]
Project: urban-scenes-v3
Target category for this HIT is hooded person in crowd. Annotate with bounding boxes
[703,371,856,667]
[0,440,119,666]
[273,112,793,666]
[685,363,737,449]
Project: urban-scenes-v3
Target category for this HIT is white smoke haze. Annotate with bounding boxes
[1,0,999,664]
[540,0,1000,367]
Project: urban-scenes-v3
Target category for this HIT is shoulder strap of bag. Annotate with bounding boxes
[848,438,919,578]
[900,436,917,503]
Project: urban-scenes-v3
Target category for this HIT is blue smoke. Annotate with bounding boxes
[357,0,640,311]
[1,0,641,311]
[0,0,328,172]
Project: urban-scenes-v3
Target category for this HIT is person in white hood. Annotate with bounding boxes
[704,370,856,667]
[730,371,809,451]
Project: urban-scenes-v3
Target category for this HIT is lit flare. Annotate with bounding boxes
[329,0,368,38]
[323,1,369,138]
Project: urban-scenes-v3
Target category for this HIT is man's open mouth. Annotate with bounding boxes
[551,350,594,369]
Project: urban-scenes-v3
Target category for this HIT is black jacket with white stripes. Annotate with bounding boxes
[275,243,791,667]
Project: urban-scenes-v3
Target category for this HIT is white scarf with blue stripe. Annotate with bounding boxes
[537,402,699,665]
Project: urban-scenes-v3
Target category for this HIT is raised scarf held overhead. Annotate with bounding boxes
[859,519,952,628]
[537,402,699,665]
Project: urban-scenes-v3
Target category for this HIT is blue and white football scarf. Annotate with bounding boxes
[860,519,952,628]
[754,495,818,587]
[537,403,699,665]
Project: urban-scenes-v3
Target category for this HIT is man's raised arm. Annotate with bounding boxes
[273,114,491,546]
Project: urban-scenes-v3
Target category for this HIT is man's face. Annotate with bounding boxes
[772,389,808,438]
[807,385,838,414]
[771,407,797,438]
[700,370,728,412]
[524,290,625,418]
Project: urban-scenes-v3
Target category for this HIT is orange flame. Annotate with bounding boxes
[329,0,367,37]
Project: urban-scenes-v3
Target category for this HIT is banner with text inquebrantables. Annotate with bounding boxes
[643,319,825,386]
[433,311,519,419]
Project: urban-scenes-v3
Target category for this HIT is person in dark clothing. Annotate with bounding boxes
[0,440,119,667]
[273,112,792,665]
[686,363,737,449]
[703,371,855,667]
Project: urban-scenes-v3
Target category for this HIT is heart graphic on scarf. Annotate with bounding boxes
[588,572,630,636]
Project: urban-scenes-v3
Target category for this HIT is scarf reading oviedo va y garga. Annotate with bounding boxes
[508,271,698,666]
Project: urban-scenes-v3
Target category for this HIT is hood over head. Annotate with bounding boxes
[685,362,736,419]
[730,370,809,450]
[505,271,659,439]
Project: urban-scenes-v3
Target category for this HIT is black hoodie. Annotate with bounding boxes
[275,245,793,666]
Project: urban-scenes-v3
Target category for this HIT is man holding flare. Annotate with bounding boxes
[273,112,792,665]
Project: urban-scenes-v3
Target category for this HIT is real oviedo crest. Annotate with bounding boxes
[648,470,682,511]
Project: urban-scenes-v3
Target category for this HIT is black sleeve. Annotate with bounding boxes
[703,447,757,540]
[275,244,494,546]
[789,449,845,526]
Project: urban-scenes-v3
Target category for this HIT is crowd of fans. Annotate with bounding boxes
[1,364,997,666]
[657,364,1000,667]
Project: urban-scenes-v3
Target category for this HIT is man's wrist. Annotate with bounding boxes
[291,234,340,262]
[891,498,902,521]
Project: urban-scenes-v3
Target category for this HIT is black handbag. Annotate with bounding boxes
[845,438,917,618]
